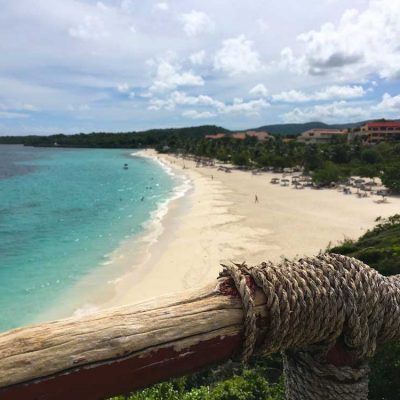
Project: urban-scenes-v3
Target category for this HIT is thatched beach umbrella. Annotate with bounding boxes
[281,178,290,186]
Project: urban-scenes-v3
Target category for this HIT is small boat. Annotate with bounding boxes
[123,163,128,170]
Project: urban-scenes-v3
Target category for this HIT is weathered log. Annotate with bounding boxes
[1,254,399,400]
[0,280,266,400]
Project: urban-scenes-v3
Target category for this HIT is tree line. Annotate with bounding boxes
[1,126,399,193]
[159,134,400,193]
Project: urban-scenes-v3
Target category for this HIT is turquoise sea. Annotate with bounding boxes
[0,145,179,332]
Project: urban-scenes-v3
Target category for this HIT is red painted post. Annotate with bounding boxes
[0,334,242,400]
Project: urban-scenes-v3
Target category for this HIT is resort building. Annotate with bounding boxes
[347,121,400,144]
[206,131,273,141]
[297,128,347,144]
[231,131,272,141]
[205,133,227,140]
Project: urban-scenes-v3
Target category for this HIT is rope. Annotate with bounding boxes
[283,350,369,400]
[220,253,400,400]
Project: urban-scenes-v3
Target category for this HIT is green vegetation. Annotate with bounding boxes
[109,216,400,400]
[382,163,400,194]
[312,161,341,186]
[330,214,400,276]
[0,126,230,148]
[111,357,285,400]
[111,372,284,400]
[331,215,400,400]
[251,121,363,136]
[162,135,399,192]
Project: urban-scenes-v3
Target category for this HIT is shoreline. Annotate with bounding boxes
[33,150,192,322]
[99,149,400,309]
[34,149,400,321]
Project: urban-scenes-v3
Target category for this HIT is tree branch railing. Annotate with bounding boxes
[0,254,399,400]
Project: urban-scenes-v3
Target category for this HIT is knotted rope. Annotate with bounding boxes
[220,253,400,400]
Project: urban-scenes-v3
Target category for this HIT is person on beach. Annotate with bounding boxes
[255,194,259,203]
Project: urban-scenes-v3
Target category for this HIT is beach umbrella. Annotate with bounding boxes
[281,178,290,186]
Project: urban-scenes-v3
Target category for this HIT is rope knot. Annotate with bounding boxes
[220,254,400,399]
[221,254,391,361]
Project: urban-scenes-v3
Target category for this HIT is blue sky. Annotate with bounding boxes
[0,0,399,135]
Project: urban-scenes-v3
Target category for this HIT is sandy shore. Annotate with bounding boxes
[99,149,400,309]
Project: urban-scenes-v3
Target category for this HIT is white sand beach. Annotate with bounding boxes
[98,149,400,309]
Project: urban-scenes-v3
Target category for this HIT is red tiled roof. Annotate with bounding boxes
[205,133,226,139]
[206,131,272,140]
[366,121,400,128]
[231,132,246,139]
[231,131,271,140]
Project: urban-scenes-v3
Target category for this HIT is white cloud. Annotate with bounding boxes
[183,110,216,119]
[18,104,40,112]
[171,92,221,107]
[97,2,108,12]
[214,35,263,76]
[315,85,366,100]
[78,104,90,111]
[155,2,169,11]
[273,85,366,102]
[0,111,30,119]
[148,91,268,117]
[180,10,214,37]
[148,98,172,111]
[283,101,366,123]
[0,103,40,113]
[280,47,305,74]
[117,83,130,93]
[249,83,268,97]
[256,19,269,34]
[67,103,91,112]
[374,93,400,112]
[273,90,310,102]
[69,16,109,40]
[281,0,400,80]
[148,91,222,111]
[149,61,204,93]
[120,0,134,12]
[2,0,399,133]
[189,50,206,65]
[218,98,269,116]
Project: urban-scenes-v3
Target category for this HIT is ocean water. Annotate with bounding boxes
[0,145,180,332]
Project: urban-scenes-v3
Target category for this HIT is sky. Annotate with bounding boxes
[0,0,400,135]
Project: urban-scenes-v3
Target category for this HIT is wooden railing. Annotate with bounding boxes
[0,255,399,400]
[0,280,257,400]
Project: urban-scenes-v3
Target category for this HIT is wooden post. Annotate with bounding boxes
[0,279,267,400]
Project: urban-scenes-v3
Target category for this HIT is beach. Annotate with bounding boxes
[98,149,400,309]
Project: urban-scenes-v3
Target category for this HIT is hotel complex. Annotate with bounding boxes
[347,121,400,144]
[298,121,400,145]
[206,121,400,145]
[206,131,273,141]
[297,128,347,144]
